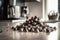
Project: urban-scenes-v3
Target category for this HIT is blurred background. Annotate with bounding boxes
[0,0,59,40]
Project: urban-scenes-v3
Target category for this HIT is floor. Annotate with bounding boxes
[0,21,59,40]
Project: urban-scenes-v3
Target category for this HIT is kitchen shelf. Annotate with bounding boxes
[42,20,60,23]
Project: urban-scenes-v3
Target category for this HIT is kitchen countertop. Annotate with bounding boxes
[0,21,59,40]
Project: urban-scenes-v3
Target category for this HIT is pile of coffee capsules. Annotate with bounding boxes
[11,16,56,33]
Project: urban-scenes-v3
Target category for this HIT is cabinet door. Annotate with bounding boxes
[0,0,3,19]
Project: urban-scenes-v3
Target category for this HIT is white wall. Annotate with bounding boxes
[46,0,58,13]
[25,2,43,19]
[46,0,58,20]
